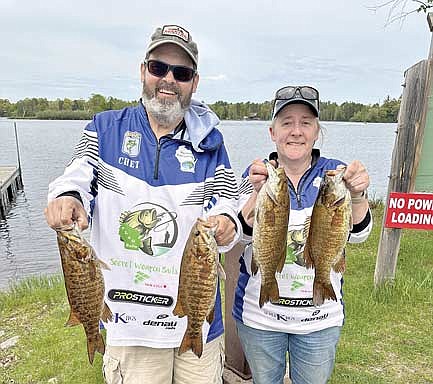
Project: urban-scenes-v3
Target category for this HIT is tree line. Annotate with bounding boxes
[0,94,400,122]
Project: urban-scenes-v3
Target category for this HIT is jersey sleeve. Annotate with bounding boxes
[47,120,99,216]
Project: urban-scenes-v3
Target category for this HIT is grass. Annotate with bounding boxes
[329,205,433,384]
[1,205,433,383]
[0,276,105,384]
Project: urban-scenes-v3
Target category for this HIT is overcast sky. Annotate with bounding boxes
[1,0,431,105]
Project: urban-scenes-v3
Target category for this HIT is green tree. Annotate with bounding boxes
[0,99,13,116]
[87,94,107,113]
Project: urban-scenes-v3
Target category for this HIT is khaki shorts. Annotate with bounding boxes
[102,335,224,384]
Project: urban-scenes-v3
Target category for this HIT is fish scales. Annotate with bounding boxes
[57,224,112,365]
[252,162,290,308]
[173,217,219,358]
[303,167,352,306]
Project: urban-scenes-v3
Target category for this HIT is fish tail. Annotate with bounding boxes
[87,333,105,365]
[313,279,337,306]
[101,302,113,322]
[178,330,203,358]
[259,278,280,308]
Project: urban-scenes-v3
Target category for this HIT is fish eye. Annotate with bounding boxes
[194,230,200,236]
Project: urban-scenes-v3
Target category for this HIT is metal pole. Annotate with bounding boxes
[14,121,23,185]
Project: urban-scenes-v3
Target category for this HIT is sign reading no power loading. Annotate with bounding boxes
[385,192,433,230]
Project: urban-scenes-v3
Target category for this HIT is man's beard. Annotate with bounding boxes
[142,79,192,127]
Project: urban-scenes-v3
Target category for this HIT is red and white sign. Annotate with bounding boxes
[385,192,433,230]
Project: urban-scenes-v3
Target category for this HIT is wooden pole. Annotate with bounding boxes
[428,13,433,59]
[374,58,431,286]
[374,14,433,287]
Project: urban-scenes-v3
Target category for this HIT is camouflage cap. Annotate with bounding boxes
[145,25,198,67]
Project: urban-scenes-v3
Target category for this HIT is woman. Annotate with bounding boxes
[233,85,372,384]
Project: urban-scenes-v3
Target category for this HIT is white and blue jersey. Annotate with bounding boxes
[48,100,241,349]
[233,149,372,334]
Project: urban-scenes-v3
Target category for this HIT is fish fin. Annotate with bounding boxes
[303,216,311,240]
[173,298,186,318]
[65,310,81,327]
[313,279,337,307]
[206,307,215,324]
[277,248,286,273]
[303,242,314,269]
[246,207,255,222]
[87,332,105,365]
[302,217,313,268]
[253,206,260,224]
[140,237,153,256]
[332,251,346,274]
[251,256,258,275]
[96,257,111,271]
[259,278,280,308]
[217,262,226,280]
[178,329,203,358]
[265,182,278,205]
[101,302,113,322]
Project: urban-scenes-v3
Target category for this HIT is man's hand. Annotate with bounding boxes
[208,214,236,246]
[44,196,88,230]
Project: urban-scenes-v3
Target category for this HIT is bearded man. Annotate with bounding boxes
[44,25,240,384]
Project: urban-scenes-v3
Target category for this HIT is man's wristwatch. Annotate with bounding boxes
[351,190,368,204]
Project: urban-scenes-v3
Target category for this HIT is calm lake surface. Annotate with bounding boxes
[0,118,396,289]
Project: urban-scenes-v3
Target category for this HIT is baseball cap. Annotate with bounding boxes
[145,25,198,67]
[272,86,320,119]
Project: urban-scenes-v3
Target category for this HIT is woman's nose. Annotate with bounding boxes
[290,122,302,134]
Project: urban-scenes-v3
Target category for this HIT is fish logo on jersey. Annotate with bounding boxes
[122,131,142,157]
[119,202,178,257]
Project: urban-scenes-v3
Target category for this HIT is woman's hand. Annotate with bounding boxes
[341,160,370,197]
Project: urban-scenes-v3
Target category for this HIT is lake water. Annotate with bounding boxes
[0,118,396,289]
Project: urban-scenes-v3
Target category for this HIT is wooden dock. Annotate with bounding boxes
[0,166,23,219]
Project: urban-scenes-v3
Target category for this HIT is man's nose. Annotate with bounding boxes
[162,68,176,82]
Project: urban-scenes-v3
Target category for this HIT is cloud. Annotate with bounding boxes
[202,74,228,81]
[0,0,429,103]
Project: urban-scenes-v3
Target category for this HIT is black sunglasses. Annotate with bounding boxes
[145,59,196,82]
[272,86,320,118]
[275,86,319,101]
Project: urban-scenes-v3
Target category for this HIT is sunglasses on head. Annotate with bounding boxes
[272,86,320,118]
[145,59,196,82]
[275,86,319,101]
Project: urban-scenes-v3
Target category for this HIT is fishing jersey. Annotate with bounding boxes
[232,149,372,334]
[48,100,241,349]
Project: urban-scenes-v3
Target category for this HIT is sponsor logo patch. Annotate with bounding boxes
[162,25,189,42]
[274,297,314,307]
[113,312,137,324]
[108,289,173,307]
[301,312,329,322]
[122,131,141,157]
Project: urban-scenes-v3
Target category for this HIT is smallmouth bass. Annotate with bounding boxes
[304,167,352,306]
[252,161,290,308]
[173,217,224,358]
[56,223,112,364]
